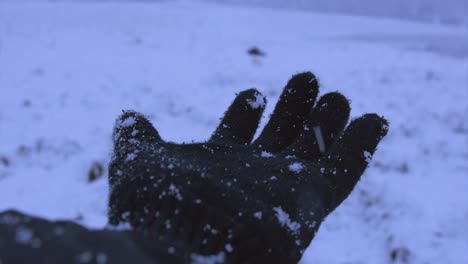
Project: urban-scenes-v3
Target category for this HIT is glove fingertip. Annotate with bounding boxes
[287,72,319,103]
[315,92,350,118]
[313,92,351,146]
[113,110,162,147]
[290,72,318,88]
[351,113,389,147]
[209,88,266,144]
[240,88,267,111]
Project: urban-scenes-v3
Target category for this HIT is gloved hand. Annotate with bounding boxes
[108,72,389,263]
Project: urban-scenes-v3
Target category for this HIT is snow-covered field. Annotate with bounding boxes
[207,0,468,26]
[0,1,467,263]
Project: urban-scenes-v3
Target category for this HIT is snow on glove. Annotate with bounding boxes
[108,72,389,263]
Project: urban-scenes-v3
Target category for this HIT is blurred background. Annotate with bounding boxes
[211,0,468,26]
[0,0,467,263]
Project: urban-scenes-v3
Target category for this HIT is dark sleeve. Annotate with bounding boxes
[0,210,186,264]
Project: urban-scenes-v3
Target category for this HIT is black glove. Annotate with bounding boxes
[108,72,389,263]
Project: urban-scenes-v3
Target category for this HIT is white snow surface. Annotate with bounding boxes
[0,2,467,264]
[204,0,468,27]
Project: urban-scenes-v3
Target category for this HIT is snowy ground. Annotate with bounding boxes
[0,2,467,263]
[206,0,468,26]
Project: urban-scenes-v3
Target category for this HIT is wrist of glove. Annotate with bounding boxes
[108,72,388,263]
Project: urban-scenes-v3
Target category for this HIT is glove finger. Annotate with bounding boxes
[253,72,319,152]
[287,92,350,160]
[209,89,266,145]
[112,110,163,159]
[321,114,388,211]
